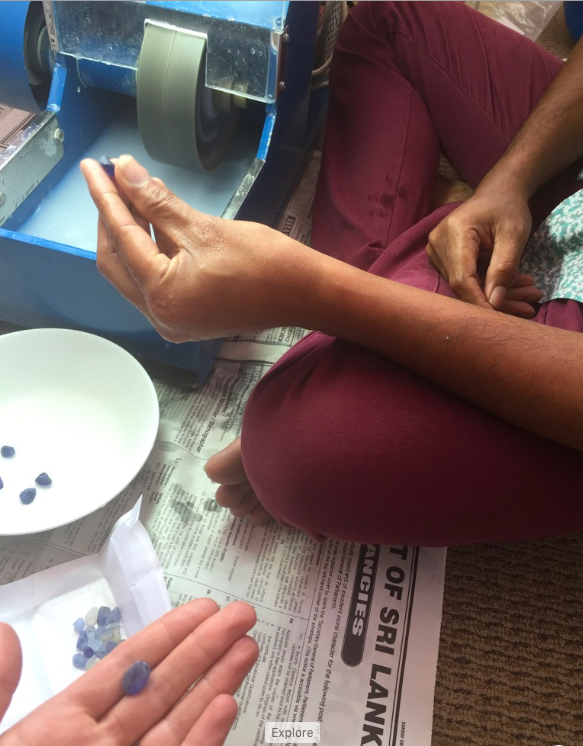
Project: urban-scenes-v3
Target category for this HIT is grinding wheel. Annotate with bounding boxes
[137,23,239,173]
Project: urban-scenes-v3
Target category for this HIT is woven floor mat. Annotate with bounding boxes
[432,531,583,745]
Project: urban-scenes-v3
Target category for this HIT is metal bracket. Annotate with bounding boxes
[273,25,289,98]
[0,111,64,226]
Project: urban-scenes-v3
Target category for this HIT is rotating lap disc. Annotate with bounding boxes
[137,23,238,173]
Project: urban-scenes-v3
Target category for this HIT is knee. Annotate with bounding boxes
[239,332,583,547]
[239,334,444,544]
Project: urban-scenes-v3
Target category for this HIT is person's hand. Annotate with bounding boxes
[206,438,273,525]
[0,599,258,746]
[426,189,542,317]
[80,156,319,342]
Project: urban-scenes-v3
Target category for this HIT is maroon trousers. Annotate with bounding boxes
[241,1,583,546]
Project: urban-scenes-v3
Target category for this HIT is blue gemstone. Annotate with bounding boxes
[95,625,111,641]
[0,477,3,490]
[109,607,122,624]
[88,638,103,653]
[85,625,96,638]
[122,661,150,695]
[76,631,88,650]
[19,488,36,505]
[97,606,111,626]
[1,446,15,458]
[73,653,87,670]
[99,156,116,179]
[97,640,118,658]
[83,646,94,658]
[35,472,52,487]
[73,618,85,634]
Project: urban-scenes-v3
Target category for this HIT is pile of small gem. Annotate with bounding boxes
[72,605,125,671]
[0,445,52,504]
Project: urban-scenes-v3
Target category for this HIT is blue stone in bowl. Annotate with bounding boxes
[19,488,36,505]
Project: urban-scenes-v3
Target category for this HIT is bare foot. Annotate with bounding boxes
[431,174,474,211]
[205,437,273,525]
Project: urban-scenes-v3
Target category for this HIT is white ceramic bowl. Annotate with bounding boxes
[0,329,159,535]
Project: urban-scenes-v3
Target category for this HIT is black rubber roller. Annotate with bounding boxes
[137,22,239,173]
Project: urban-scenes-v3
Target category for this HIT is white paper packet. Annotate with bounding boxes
[0,498,171,732]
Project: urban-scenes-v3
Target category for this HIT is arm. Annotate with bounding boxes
[81,156,583,455]
[427,37,583,310]
[308,252,583,453]
[482,36,583,200]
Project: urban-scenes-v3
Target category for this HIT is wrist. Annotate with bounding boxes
[476,164,533,202]
[298,251,390,343]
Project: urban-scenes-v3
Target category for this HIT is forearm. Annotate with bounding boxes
[479,37,583,199]
[301,253,583,452]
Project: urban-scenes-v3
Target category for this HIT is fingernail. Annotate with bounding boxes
[118,154,150,185]
[489,286,507,309]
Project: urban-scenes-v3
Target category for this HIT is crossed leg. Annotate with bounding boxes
[208,2,583,546]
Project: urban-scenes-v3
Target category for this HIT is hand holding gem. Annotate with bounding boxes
[0,599,258,746]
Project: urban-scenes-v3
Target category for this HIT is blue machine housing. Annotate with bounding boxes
[0,1,326,383]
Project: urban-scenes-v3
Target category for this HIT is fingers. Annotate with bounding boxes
[109,158,152,237]
[500,284,543,318]
[505,284,543,304]
[451,272,491,308]
[426,225,491,309]
[215,483,272,523]
[96,218,149,314]
[100,602,256,745]
[484,231,529,308]
[510,273,535,289]
[57,598,219,717]
[113,155,200,239]
[80,158,170,289]
[140,635,258,746]
[228,490,261,519]
[214,482,251,509]
[249,503,273,525]
[499,300,536,319]
[205,438,247,485]
[0,623,22,722]
[214,483,260,517]
[183,694,239,746]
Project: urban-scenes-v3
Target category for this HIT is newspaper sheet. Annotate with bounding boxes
[0,150,447,746]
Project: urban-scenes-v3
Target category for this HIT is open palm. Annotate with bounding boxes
[0,599,258,746]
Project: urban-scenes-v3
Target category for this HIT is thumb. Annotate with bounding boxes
[0,623,22,723]
[484,235,524,310]
[114,155,194,234]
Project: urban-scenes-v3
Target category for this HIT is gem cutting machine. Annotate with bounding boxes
[0,1,327,381]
